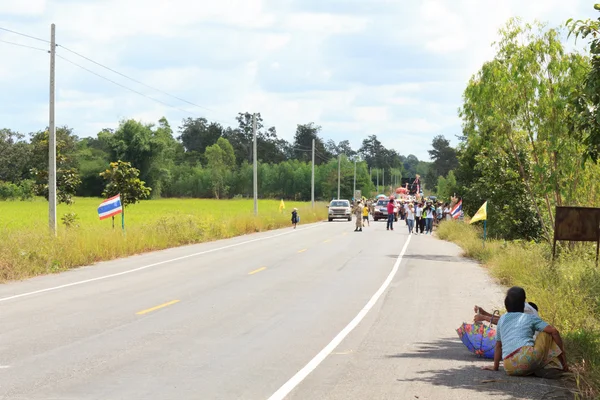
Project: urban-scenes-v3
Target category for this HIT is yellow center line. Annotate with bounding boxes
[298,248,307,253]
[248,267,267,275]
[136,299,180,315]
[323,239,332,243]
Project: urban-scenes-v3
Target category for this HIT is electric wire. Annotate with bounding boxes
[0,39,48,52]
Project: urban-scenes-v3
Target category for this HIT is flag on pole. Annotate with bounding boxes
[279,199,285,213]
[469,201,487,224]
[98,194,123,220]
[450,199,463,220]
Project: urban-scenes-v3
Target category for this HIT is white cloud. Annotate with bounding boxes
[0,0,594,160]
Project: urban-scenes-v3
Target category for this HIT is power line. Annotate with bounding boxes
[0,39,47,52]
[56,54,194,116]
[57,44,214,112]
[0,26,49,43]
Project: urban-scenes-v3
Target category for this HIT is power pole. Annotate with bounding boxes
[252,113,258,216]
[382,168,385,190]
[48,23,57,235]
[337,154,341,199]
[376,169,379,193]
[353,159,356,201]
[311,138,315,208]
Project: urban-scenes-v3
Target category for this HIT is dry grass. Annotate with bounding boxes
[0,198,327,281]
[437,221,600,399]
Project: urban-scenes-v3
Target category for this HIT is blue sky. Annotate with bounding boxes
[0,0,595,160]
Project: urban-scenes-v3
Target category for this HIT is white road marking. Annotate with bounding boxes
[0,223,325,304]
[267,234,412,400]
[0,365,10,369]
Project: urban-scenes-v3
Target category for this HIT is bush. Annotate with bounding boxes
[0,180,35,201]
[438,221,600,398]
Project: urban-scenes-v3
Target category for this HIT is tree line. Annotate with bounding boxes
[432,14,600,241]
[0,112,436,202]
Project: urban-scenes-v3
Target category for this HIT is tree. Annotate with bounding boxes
[204,138,236,199]
[29,127,81,204]
[100,160,151,207]
[110,118,178,197]
[178,117,223,160]
[425,135,458,190]
[292,123,330,164]
[568,5,600,163]
[0,129,31,183]
[459,18,591,240]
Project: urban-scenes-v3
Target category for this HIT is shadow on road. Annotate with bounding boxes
[402,254,474,263]
[388,338,576,400]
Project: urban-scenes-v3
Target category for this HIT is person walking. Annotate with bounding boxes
[362,201,370,227]
[386,197,395,231]
[406,203,415,234]
[415,202,423,234]
[425,202,435,234]
[354,200,364,232]
[291,208,299,229]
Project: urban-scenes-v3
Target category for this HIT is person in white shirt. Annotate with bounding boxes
[415,203,423,234]
[406,204,415,234]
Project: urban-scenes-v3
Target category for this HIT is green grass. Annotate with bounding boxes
[437,221,600,398]
[0,197,327,281]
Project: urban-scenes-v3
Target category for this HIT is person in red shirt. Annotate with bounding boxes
[386,198,395,231]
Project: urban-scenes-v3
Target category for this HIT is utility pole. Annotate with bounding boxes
[252,113,258,216]
[48,23,57,235]
[376,169,379,193]
[311,138,315,208]
[382,168,385,190]
[337,154,341,199]
[353,159,356,201]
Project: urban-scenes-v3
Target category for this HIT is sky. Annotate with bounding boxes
[0,0,595,161]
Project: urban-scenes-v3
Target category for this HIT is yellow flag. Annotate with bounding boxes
[279,199,285,213]
[470,201,487,224]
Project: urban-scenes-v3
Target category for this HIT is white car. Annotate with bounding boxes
[328,199,352,221]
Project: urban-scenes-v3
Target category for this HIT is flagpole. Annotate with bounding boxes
[122,208,125,232]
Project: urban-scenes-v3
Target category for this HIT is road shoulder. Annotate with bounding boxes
[287,233,574,400]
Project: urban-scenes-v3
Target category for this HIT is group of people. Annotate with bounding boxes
[476,286,568,378]
[353,196,455,234]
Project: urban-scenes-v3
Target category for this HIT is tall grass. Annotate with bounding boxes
[0,198,327,281]
[437,221,600,398]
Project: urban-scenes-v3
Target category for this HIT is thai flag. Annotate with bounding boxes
[98,194,123,220]
[450,199,462,220]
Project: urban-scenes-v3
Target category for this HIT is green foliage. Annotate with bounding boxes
[426,135,458,191]
[204,138,236,199]
[61,212,79,228]
[458,18,595,241]
[435,170,457,203]
[0,180,35,201]
[100,160,151,207]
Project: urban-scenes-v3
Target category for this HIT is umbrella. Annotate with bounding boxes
[376,194,386,199]
[456,311,499,359]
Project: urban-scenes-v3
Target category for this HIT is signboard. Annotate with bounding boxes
[553,206,600,264]
[354,190,361,200]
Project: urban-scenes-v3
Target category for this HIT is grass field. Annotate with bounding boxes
[437,221,600,398]
[0,197,328,281]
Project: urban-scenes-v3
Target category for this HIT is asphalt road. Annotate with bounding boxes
[0,219,572,400]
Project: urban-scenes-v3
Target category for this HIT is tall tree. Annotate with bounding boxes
[0,129,31,183]
[425,135,458,190]
[292,123,330,164]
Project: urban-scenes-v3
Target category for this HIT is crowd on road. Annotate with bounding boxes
[350,196,455,234]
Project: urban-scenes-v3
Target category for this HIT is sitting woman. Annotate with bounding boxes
[483,286,568,377]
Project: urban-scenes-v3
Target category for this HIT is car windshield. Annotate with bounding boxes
[330,201,349,207]
[377,200,387,206]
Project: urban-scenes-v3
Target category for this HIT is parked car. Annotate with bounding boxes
[373,198,398,222]
[328,199,352,221]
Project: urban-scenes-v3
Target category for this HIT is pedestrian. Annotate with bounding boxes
[291,208,299,229]
[354,200,364,232]
[362,201,370,227]
[425,202,435,234]
[406,203,415,234]
[415,202,423,234]
[386,197,395,231]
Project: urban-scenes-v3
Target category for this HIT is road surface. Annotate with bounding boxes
[0,220,572,399]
